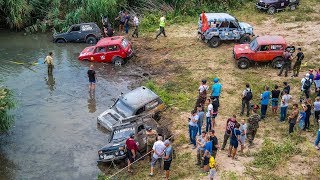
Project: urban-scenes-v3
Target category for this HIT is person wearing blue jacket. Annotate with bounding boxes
[260,86,271,119]
[211,77,222,107]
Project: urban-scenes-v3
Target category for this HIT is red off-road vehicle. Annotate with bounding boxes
[78,36,133,66]
[233,36,294,69]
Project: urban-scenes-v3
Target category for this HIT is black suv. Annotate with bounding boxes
[97,115,171,163]
[53,23,102,44]
[256,0,300,14]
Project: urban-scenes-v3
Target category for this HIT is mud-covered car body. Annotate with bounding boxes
[233,35,295,69]
[53,23,102,44]
[97,86,166,131]
[256,0,300,14]
[97,115,171,163]
[198,13,254,48]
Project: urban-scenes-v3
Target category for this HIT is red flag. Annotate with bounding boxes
[201,12,209,32]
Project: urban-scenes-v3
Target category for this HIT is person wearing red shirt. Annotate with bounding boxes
[125,133,139,173]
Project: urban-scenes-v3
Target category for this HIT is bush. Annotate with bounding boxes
[0,88,15,132]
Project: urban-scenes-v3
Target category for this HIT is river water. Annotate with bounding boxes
[0,32,141,180]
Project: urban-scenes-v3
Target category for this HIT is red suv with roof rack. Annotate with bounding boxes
[78,36,133,65]
[233,35,294,69]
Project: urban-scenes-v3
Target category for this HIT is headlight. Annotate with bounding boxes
[120,151,124,155]
[119,146,125,151]
[115,152,119,156]
[98,150,103,154]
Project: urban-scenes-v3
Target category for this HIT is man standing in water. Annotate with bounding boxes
[87,65,96,90]
[44,52,54,74]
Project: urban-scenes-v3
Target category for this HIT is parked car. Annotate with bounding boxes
[256,0,300,14]
[97,115,172,163]
[97,86,166,131]
[233,35,295,69]
[198,13,254,48]
[78,36,133,65]
[53,22,102,44]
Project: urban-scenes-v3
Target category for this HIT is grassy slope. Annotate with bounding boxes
[100,0,320,179]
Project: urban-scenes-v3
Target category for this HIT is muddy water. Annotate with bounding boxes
[0,32,141,180]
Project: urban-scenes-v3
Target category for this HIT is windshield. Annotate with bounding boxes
[121,39,129,48]
[114,99,135,117]
[112,127,134,141]
[250,38,258,51]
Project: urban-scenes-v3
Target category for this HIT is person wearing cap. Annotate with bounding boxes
[146,126,158,161]
[211,77,222,107]
[301,73,311,98]
[247,105,260,147]
[292,48,304,77]
[278,49,293,77]
[149,136,166,176]
[163,140,173,180]
[125,133,138,173]
[280,89,292,122]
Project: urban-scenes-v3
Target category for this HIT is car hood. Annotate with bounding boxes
[100,141,125,151]
[239,22,253,29]
[234,44,254,54]
[79,46,95,56]
[98,109,124,128]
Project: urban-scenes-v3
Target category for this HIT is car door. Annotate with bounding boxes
[66,25,82,42]
[218,21,229,40]
[228,21,240,40]
[92,46,107,62]
[270,44,284,60]
[105,45,120,63]
[253,45,269,62]
[136,124,147,151]
[80,24,94,42]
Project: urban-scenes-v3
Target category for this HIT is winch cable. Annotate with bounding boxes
[107,133,176,179]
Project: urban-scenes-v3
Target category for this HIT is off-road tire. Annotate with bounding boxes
[56,39,66,43]
[209,37,220,48]
[268,6,276,14]
[272,57,284,69]
[290,4,296,11]
[237,58,250,69]
[86,36,97,44]
[239,35,251,44]
[113,57,124,66]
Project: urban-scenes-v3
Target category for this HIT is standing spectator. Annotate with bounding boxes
[304,99,312,131]
[301,73,311,99]
[87,65,96,91]
[239,119,247,153]
[132,14,139,38]
[314,97,320,126]
[292,48,304,77]
[203,150,211,172]
[211,97,219,128]
[101,15,110,37]
[282,82,291,95]
[146,126,158,161]
[115,11,125,33]
[280,90,292,122]
[124,12,130,34]
[155,14,167,39]
[163,140,173,180]
[197,106,205,135]
[314,119,320,150]
[278,49,293,77]
[149,136,166,176]
[260,86,271,119]
[211,77,222,107]
[196,131,206,167]
[240,83,253,117]
[206,98,213,132]
[229,123,241,160]
[203,136,213,155]
[209,130,219,158]
[271,85,281,114]
[309,69,315,82]
[314,69,320,92]
[208,152,216,180]
[44,52,54,74]
[221,115,237,150]
[298,104,307,132]
[189,110,199,149]
[247,105,260,147]
[288,103,299,134]
[196,79,209,109]
[125,133,138,173]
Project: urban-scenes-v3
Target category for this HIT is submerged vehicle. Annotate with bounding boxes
[97,86,166,131]
[198,13,254,48]
[97,115,172,163]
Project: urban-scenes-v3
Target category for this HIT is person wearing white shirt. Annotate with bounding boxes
[189,110,199,149]
[149,136,166,176]
[132,15,139,38]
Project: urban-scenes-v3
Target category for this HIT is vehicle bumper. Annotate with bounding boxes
[256,4,268,10]
[97,154,126,163]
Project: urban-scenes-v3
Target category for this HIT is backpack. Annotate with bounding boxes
[244,89,253,101]
[303,78,311,90]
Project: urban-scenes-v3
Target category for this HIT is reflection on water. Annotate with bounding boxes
[45,73,56,93]
[88,90,97,113]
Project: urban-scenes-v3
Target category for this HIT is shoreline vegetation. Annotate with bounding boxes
[0,87,15,132]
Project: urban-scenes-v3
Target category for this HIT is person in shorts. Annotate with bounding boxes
[271,85,281,114]
[208,152,216,180]
[163,140,173,180]
[125,133,138,173]
[239,119,247,153]
[229,123,241,160]
[87,65,96,90]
